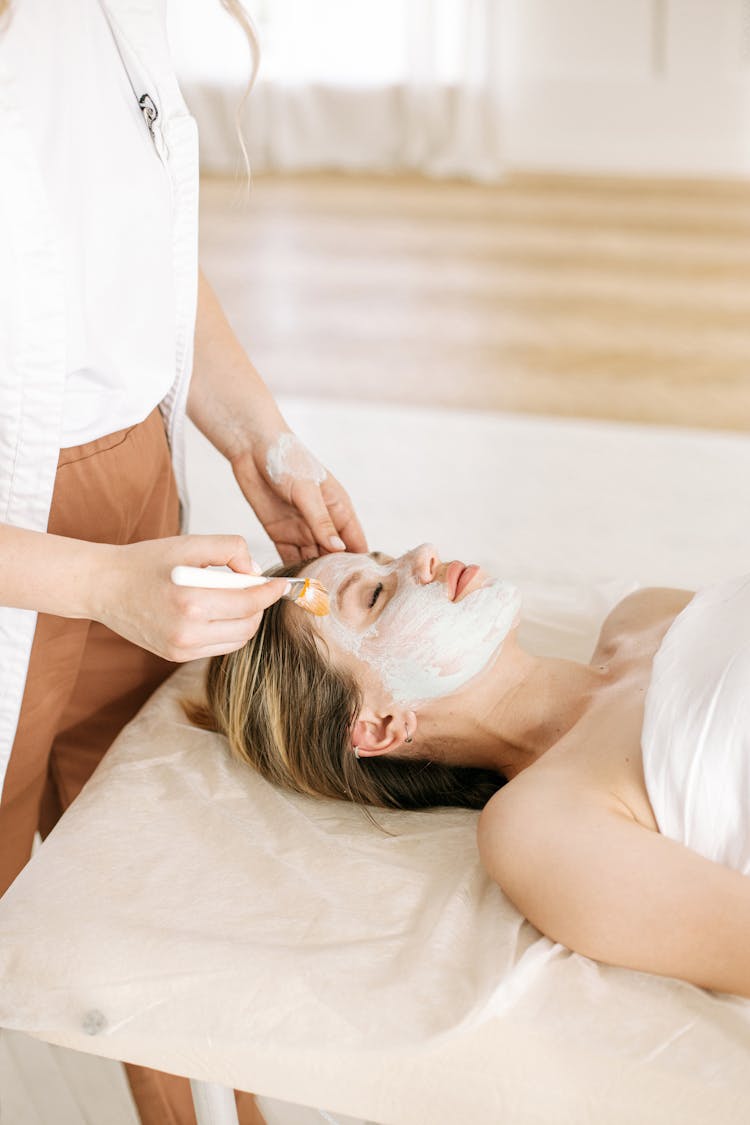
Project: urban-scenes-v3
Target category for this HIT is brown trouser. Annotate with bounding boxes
[0,408,262,1125]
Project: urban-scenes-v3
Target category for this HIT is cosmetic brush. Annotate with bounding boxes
[170,565,330,616]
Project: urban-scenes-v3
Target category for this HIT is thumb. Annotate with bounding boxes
[245,575,293,611]
[179,534,262,575]
[290,481,346,555]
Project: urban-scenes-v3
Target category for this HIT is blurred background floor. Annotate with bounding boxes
[199,171,750,432]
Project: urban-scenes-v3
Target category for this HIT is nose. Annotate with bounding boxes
[409,542,440,585]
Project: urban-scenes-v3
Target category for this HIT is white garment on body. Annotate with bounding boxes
[6,0,176,446]
[642,573,750,876]
[0,0,199,795]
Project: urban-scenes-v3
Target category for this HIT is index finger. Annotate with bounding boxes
[335,507,368,554]
[289,479,346,556]
[186,579,291,621]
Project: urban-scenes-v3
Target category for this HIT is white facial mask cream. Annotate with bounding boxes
[319,556,521,707]
[266,433,327,486]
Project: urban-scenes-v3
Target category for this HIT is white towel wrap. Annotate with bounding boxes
[642,574,750,876]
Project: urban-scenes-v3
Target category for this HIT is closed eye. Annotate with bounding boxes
[369,582,383,609]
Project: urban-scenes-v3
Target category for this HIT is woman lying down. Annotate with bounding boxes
[185,544,750,1002]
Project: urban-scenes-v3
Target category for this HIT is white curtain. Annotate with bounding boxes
[167,0,506,181]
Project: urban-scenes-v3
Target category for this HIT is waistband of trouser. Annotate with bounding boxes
[57,407,164,468]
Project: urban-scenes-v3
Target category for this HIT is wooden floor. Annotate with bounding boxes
[199,172,750,431]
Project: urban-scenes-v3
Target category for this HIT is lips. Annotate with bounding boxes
[456,564,480,599]
[446,560,480,601]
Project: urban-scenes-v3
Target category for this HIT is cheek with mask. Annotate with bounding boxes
[320,557,522,707]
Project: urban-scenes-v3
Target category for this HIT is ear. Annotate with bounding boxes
[351,706,418,758]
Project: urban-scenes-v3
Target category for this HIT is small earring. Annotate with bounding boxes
[404,725,413,744]
[353,746,361,759]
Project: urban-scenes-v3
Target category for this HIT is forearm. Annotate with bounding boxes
[187,267,286,461]
[0,522,108,619]
[187,267,368,560]
[0,520,290,661]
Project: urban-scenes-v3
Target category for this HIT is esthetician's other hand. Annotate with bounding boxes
[93,535,290,661]
[230,429,368,564]
[187,268,368,565]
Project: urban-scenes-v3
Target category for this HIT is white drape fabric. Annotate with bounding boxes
[642,573,750,876]
[168,0,506,181]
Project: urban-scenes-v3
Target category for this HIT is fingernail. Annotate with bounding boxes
[329,536,346,551]
[283,581,292,595]
[250,559,263,575]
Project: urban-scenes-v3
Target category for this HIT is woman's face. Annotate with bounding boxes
[303,544,521,708]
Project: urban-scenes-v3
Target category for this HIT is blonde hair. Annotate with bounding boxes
[219,0,262,184]
[183,563,508,813]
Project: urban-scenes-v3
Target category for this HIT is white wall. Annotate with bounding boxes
[504,0,750,177]
[168,0,750,179]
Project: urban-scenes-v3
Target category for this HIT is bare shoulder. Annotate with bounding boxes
[477,769,632,944]
[477,768,626,885]
[479,768,614,895]
[595,586,695,654]
[477,766,750,999]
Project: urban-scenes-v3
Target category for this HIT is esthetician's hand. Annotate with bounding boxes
[187,270,368,564]
[92,534,290,661]
[230,429,368,564]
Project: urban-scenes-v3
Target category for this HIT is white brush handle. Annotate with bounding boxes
[170,565,269,590]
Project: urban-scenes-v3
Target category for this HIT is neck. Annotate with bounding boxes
[418,636,605,781]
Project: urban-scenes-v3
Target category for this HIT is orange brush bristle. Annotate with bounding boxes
[291,577,330,616]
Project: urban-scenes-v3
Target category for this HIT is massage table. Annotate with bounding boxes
[2,397,750,1125]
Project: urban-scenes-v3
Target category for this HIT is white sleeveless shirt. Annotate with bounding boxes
[5,0,176,446]
[641,574,750,876]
